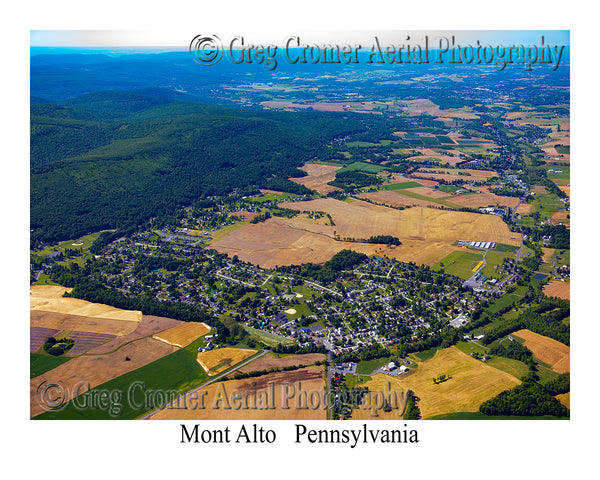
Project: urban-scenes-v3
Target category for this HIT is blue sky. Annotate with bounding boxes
[30,30,569,49]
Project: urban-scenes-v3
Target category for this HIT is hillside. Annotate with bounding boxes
[30,90,365,244]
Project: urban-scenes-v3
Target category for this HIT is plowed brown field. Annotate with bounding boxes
[147,365,327,420]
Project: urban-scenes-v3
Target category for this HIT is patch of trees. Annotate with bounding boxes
[490,340,534,367]
[250,212,271,223]
[543,372,570,396]
[43,336,75,356]
[402,390,421,420]
[328,170,382,191]
[288,250,368,283]
[366,235,401,246]
[481,298,569,346]
[479,380,569,417]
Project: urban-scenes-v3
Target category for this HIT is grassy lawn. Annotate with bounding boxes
[250,191,297,203]
[455,341,488,356]
[433,250,485,280]
[34,348,210,420]
[33,231,103,256]
[487,293,522,314]
[344,373,372,389]
[480,252,513,279]
[30,353,72,378]
[243,325,295,347]
[356,357,392,375]
[486,356,530,380]
[33,272,62,286]
[412,346,441,362]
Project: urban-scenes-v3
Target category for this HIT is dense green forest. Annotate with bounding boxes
[31,90,366,245]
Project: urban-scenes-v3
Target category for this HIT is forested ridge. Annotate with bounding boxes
[31,89,366,245]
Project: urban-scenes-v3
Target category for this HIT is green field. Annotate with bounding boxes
[487,292,522,313]
[34,348,210,420]
[493,243,520,253]
[381,181,423,191]
[33,272,62,286]
[249,191,297,203]
[243,325,295,347]
[486,356,530,380]
[337,161,386,174]
[33,231,104,257]
[433,250,485,280]
[455,341,488,356]
[356,357,393,375]
[480,252,513,279]
[346,140,394,148]
[30,353,72,378]
[344,373,372,389]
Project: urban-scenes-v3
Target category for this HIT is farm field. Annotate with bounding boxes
[351,346,521,419]
[412,167,498,183]
[235,352,325,374]
[211,198,519,268]
[147,365,327,420]
[152,322,211,348]
[289,163,342,194]
[543,280,571,300]
[35,348,210,420]
[30,353,71,378]
[402,98,479,120]
[86,315,182,354]
[30,310,139,337]
[358,190,440,208]
[30,285,141,323]
[432,250,485,280]
[196,347,257,376]
[449,192,520,209]
[30,336,178,418]
[513,329,570,373]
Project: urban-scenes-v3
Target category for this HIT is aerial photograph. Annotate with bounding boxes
[29,29,573,424]
[13,0,600,473]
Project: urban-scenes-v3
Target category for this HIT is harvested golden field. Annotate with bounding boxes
[281,198,520,246]
[289,163,342,194]
[30,285,141,322]
[30,337,177,418]
[403,99,479,119]
[541,247,555,263]
[413,168,498,183]
[516,203,535,215]
[513,329,570,373]
[358,190,439,208]
[351,346,521,419]
[543,280,570,300]
[532,185,548,194]
[212,198,520,268]
[147,365,327,420]
[197,348,257,376]
[450,192,520,209]
[556,393,570,409]
[406,186,450,198]
[558,186,571,196]
[153,322,211,348]
[381,174,414,185]
[30,310,139,337]
[235,352,326,374]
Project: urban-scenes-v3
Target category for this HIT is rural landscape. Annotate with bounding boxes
[30,31,570,420]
